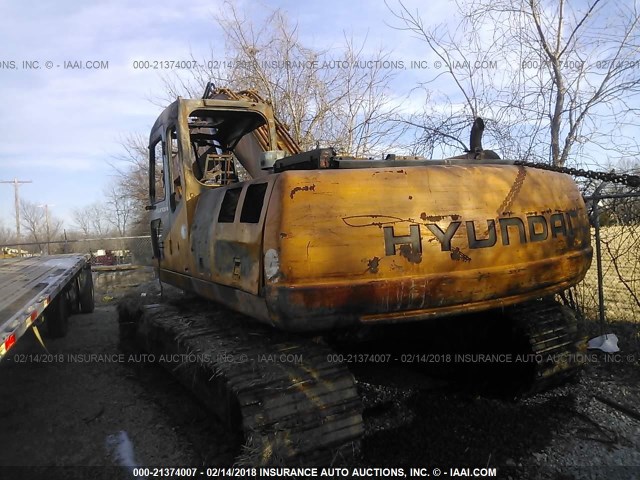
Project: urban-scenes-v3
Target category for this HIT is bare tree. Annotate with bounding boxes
[159,3,402,155]
[109,133,152,235]
[72,208,92,238]
[104,183,135,237]
[0,221,14,245]
[19,200,63,253]
[112,134,149,208]
[72,202,110,238]
[388,0,640,165]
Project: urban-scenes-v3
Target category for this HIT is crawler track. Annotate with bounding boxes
[118,296,363,465]
[118,294,583,465]
[506,298,586,394]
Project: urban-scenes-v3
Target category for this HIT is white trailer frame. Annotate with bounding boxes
[0,254,93,359]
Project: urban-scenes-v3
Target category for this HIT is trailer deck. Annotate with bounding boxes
[0,254,89,359]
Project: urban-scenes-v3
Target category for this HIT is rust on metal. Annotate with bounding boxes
[289,184,316,199]
[450,247,471,262]
[399,244,422,264]
[367,257,380,274]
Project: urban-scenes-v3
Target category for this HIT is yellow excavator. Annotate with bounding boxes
[122,84,595,464]
[147,86,591,328]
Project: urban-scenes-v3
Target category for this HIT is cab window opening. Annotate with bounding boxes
[218,188,242,223]
[240,183,268,223]
[168,126,182,208]
[187,109,266,186]
[150,138,166,203]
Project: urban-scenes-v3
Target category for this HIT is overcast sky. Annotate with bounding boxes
[0,0,447,231]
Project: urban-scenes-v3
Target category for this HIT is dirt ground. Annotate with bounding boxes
[0,275,639,480]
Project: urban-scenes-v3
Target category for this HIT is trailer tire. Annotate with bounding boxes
[79,268,95,313]
[68,279,81,314]
[46,295,69,338]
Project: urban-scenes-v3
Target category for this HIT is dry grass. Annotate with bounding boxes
[574,226,640,322]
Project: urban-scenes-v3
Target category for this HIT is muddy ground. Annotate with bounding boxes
[0,273,639,479]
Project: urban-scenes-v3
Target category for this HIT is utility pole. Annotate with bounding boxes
[38,204,54,255]
[0,178,32,250]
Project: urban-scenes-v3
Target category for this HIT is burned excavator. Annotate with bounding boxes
[120,84,602,464]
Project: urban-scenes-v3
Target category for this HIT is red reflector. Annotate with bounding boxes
[30,310,38,321]
[5,334,16,351]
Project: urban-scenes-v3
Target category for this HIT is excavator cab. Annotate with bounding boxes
[189,117,237,186]
[147,96,285,284]
[188,108,268,185]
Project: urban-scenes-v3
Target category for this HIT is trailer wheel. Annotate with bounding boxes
[79,268,95,313]
[68,278,81,314]
[46,295,69,338]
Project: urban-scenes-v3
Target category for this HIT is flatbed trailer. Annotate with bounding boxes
[0,254,94,360]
